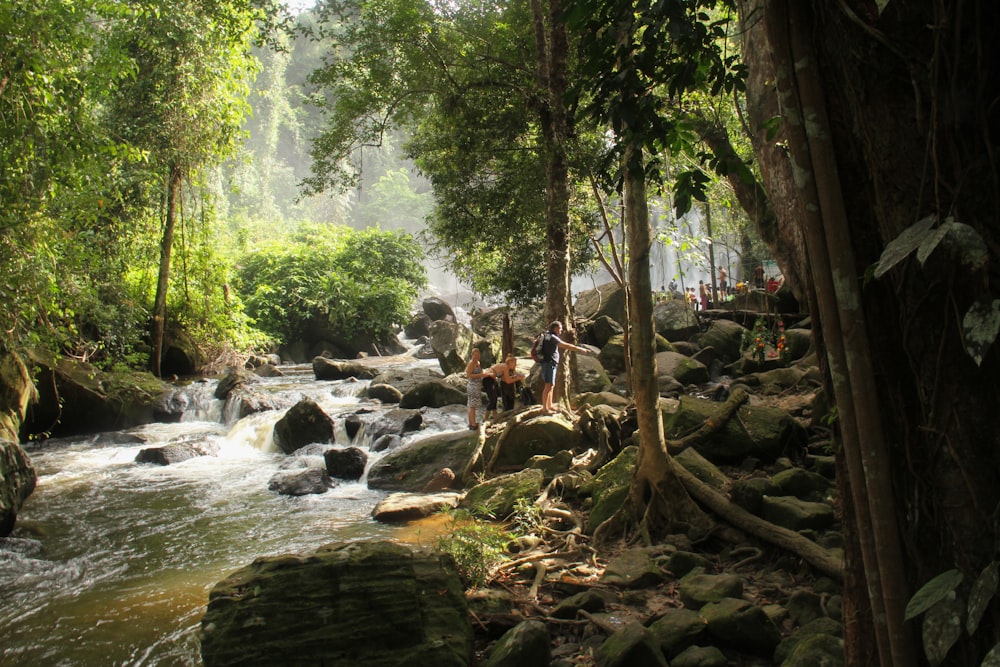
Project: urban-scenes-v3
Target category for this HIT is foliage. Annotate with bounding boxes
[303,0,600,304]
[235,224,426,345]
[436,509,511,589]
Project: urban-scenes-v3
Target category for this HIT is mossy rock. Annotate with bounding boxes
[460,468,544,519]
[583,446,638,533]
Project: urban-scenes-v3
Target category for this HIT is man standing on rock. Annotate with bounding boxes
[539,321,591,414]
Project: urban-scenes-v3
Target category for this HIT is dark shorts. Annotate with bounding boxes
[541,361,557,385]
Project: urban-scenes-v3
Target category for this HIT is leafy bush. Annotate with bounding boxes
[235,224,426,346]
[436,509,512,588]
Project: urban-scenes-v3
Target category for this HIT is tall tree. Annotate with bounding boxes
[106,0,262,376]
[568,0,742,537]
[739,2,1000,665]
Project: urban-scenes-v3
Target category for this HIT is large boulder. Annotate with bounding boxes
[575,282,626,326]
[272,398,336,454]
[0,439,35,537]
[583,446,638,533]
[576,355,613,394]
[367,430,480,492]
[313,357,379,381]
[370,367,446,395]
[470,305,546,357]
[652,299,700,341]
[655,351,709,386]
[19,349,172,440]
[694,319,747,364]
[135,442,220,465]
[459,468,545,519]
[399,380,468,409]
[423,296,457,322]
[199,540,473,667]
[482,416,584,471]
[662,396,806,464]
[428,320,474,376]
[214,368,259,400]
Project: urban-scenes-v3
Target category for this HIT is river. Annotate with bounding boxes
[0,358,447,666]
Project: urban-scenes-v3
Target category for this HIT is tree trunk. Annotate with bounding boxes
[531,0,574,404]
[741,1,1000,665]
[151,162,182,378]
[621,146,711,541]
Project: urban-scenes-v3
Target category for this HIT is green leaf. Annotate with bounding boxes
[967,561,999,636]
[922,594,964,667]
[962,298,1000,367]
[916,218,989,270]
[873,214,937,279]
[905,569,964,620]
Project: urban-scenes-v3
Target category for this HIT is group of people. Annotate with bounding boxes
[465,320,591,429]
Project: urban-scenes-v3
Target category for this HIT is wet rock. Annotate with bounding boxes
[343,413,363,440]
[367,383,403,404]
[324,446,367,481]
[135,442,220,465]
[272,398,335,454]
[0,439,36,537]
[267,467,332,496]
[423,296,457,322]
[367,430,479,492]
[214,368,258,400]
[199,540,472,667]
[372,491,462,523]
[312,357,378,381]
[399,379,467,409]
[371,434,402,453]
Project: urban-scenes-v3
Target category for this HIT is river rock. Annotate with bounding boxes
[372,491,463,523]
[135,442,220,465]
[404,312,432,338]
[199,540,473,667]
[324,446,367,480]
[367,383,403,404]
[600,547,667,589]
[423,296,456,322]
[267,466,333,496]
[576,354,612,394]
[1,439,36,537]
[312,357,378,381]
[367,429,479,492]
[428,320,474,376]
[343,413,362,440]
[576,282,626,326]
[214,368,258,400]
[399,379,467,409]
[367,407,423,441]
[272,398,335,454]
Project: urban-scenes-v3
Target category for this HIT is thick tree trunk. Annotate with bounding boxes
[622,148,711,541]
[531,0,574,404]
[151,162,182,378]
[741,1,1000,665]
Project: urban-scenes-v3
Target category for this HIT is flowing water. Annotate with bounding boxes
[0,358,447,666]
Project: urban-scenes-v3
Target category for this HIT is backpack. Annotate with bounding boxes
[530,332,547,363]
